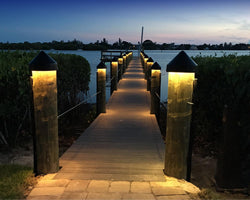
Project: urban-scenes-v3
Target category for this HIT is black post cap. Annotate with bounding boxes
[167,51,197,72]
[97,61,107,69]
[147,57,154,62]
[29,51,57,71]
[144,55,149,58]
[151,62,161,70]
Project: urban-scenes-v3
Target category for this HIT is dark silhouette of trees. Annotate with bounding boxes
[0,39,249,50]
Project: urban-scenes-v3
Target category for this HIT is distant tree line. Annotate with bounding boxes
[0,38,249,50]
[0,38,136,51]
[142,40,250,50]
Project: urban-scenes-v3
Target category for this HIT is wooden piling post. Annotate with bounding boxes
[143,55,149,75]
[96,61,107,115]
[146,57,154,91]
[150,62,161,117]
[118,55,123,81]
[122,53,127,74]
[111,57,118,95]
[164,51,197,180]
[29,51,59,175]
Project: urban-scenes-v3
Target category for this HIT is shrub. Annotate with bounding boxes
[0,51,90,147]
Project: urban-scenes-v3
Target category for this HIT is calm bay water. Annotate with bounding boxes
[45,49,250,103]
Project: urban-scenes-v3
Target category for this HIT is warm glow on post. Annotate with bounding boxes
[97,68,106,74]
[152,69,161,75]
[32,71,57,86]
[168,72,195,83]
[112,61,118,67]
[118,58,123,65]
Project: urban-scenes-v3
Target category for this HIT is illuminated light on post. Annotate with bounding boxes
[29,51,59,175]
[122,53,127,74]
[96,61,107,115]
[150,62,161,118]
[146,57,154,91]
[164,50,197,180]
[111,57,118,94]
[118,55,123,81]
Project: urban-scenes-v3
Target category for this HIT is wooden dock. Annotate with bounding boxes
[55,57,165,181]
[28,56,200,200]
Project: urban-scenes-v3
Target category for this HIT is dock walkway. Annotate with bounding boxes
[28,57,199,200]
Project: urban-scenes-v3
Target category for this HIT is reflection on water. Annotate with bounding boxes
[45,50,250,103]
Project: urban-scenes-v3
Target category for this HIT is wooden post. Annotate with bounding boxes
[111,57,118,95]
[118,56,123,81]
[164,51,197,180]
[143,55,149,75]
[146,57,154,91]
[150,62,161,117]
[122,54,127,74]
[29,51,59,175]
[96,62,106,115]
[215,105,244,189]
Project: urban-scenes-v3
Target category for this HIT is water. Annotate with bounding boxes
[45,49,250,103]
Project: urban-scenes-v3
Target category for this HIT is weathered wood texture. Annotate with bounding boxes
[164,72,194,180]
[32,71,59,174]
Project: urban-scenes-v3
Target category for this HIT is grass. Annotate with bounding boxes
[0,164,37,199]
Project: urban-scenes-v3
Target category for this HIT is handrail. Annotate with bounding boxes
[105,76,115,87]
[155,92,167,111]
[57,91,101,119]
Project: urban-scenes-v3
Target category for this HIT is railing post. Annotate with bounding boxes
[96,61,106,115]
[111,57,118,95]
[150,62,161,118]
[146,57,154,91]
[118,55,123,81]
[29,51,59,175]
[164,51,197,180]
[122,53,127,74]
[143,55,149,74]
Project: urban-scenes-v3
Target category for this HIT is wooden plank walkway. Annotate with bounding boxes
[54,57,166,181]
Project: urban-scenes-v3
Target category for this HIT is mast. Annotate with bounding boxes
[140,26,144,51]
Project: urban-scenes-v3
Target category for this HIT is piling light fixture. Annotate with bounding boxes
[151,61,161,73]
[118,55,123,65]
[97,61,107,73]
[147,57,154,65]
[164,50,197,180]
[29,51,59,174]
[111,56,118,67]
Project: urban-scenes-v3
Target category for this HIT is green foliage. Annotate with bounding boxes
[192,55,250,186]
[50,53,90,113]
[0,51,90,147]
[0,164,35,199]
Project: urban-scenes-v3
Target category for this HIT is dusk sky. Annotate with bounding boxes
[0,0,250,44]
